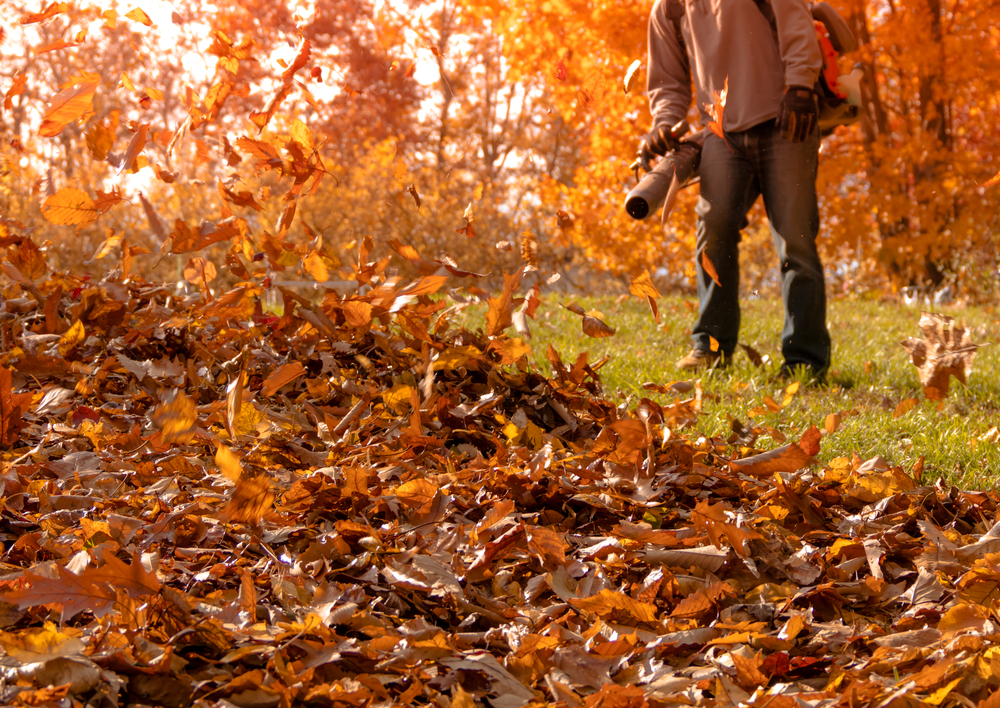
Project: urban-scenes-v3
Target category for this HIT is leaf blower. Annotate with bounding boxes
[624,121,706,222]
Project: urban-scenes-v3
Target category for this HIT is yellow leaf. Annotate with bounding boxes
[0,622,83,662]
[304,251,328,282]
[42,187,99,227]
[432,345,481,372]
[58,320,85,356]
[215,445,243,481]
[150,391,198,444]
[290,118,314,153]
[384,383,414,415]
[232,403,266,437]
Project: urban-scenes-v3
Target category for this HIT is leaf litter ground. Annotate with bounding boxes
[1,268,1000,708]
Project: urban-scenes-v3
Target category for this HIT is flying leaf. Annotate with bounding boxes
[555,59,568,81]
[260,362,305,397]
[216,444,243,481]
[406,184,421,209]
[281,38,312,81]
[704,77,728,145]
[117,123,148,174]
[124,7,153,26]
[86,111,118,161]
[520,231,538,268]
[250,82,293,134]
[150,390,198,444]
[901,312,979,400]
[630,270,661,323]
[223,476,273,524]
[42,187,99,227]
[183,257,218,285]
[39,77,99,137]
[486,268,526,337]
[0,366,32,448]
[5,73,27,111]
[58,320,85,356]
[8,237,48,280]
[731,438,817,477]
[582,314,616,338]
[701,251,721,287]
[456,202,475,238]
[623,59,642,94]
[20,2,69,24]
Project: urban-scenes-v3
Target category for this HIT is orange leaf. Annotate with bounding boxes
[701,251,721,287]
[1,566,115,620]
[150,390,198,444]
[486,267,526,337]
[281,38,312,81]
[41,187,99,227]
[260,362,305,397]
[38,77,99,137]
[526,526,567,568]
[395,479,439,515]
[224,476,274,524]
[124,7,153,26]
[19,2,69,24]
[0,366,31,448]
[704,76,729,144]
[183,257,217,286]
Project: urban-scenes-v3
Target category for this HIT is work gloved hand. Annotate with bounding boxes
[634,120,689,173]
[641,124,683,157]
[778,85,818,142]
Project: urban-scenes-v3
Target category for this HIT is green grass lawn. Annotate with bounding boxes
[456,292,1000,487]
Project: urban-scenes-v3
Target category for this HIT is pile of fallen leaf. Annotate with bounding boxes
[1,257,1000,708]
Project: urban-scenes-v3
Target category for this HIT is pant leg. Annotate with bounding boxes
[692,132,760,355]
[755,124,831,372]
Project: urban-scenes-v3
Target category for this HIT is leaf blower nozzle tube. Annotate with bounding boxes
[624,136,705,221]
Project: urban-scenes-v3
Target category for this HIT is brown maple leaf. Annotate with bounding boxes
[900,312,979,400]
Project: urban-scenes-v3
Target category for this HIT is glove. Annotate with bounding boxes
[640,124,683,158]
[778,85,818,142]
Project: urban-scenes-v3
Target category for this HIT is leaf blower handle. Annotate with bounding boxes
[631,120,691,179]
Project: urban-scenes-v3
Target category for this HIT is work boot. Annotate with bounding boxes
[676,348,725,371]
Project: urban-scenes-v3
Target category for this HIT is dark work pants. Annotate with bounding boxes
[692,121,831,373]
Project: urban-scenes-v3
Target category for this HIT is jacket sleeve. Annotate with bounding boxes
[646,0,691,131]
[771,0,823,88]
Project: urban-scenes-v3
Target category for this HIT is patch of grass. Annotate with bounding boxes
[455,293,1000,487]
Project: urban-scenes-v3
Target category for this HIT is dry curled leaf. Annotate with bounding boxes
[901,312,979,400]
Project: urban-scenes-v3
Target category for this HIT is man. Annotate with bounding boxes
[644,0,831,378]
